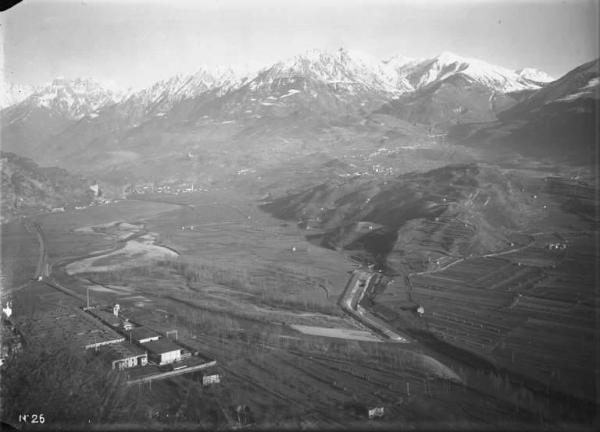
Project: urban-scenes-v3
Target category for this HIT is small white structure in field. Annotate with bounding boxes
[416,305,425,317]
[113,303,120,317]
[90,183,101,197]
[2,301,12,319]
[202,374,221,386]
[368,407,384,419]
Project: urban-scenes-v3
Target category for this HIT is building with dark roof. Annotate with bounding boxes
[143,338,183,365]
[128,326,161,344]
[87,308,122,328]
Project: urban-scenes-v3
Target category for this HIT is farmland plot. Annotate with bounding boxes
[378,230,597,403]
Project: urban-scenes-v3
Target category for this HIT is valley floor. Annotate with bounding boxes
[1,181,597,430]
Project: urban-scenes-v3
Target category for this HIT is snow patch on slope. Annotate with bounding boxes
[402,52,551,92]
[517,68,555,84]
[555,77,600,102]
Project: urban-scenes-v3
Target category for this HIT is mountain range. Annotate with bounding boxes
[0,48,596,190]
[1,49,554,123]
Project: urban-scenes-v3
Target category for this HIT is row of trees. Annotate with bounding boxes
[87,258,341,316]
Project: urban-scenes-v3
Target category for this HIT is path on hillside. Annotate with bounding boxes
[411,234,536,277]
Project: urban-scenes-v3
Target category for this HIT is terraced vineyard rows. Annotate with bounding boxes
[378,230,597,403]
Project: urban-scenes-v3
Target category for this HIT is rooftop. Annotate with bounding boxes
[87,308,122,325]
[143,338,183,355]
[129,326,160,341]
[22,307,125,348]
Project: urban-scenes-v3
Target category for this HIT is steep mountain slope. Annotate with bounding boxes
[454,58,599,164]
[4,78,121,120]
[377,53,554,127]
[378,74,503,126]
[0,152,95,222]
[179,49,413,122]
[498,58,598,119]
[401,52,553,93]
[34,69,246,168]
[117,67,246,120]
[264,48,412,94]
[0,69,245,167]
[0,78,122,159]
[516,68,555,86]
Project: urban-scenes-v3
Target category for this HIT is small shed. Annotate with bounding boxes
[368,407,385,419]
[416,305,425,317]
[202,374,221,386]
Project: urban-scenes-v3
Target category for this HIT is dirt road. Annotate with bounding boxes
[24,221,49,280]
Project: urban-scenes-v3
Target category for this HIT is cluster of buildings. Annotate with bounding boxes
[546,242,567,250]
[3,285,218,386]
[86,304,192,371]
[9,297,199,373]
[337,164,394,178]
[129,182,209,196]
[236,168,256,176]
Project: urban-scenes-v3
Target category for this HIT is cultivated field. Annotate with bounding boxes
[372,230,596,420]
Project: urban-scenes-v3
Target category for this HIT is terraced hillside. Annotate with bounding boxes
[0,152,95,223]
[261,163,544,270]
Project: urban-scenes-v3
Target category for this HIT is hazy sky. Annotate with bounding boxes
[1,0,598,89]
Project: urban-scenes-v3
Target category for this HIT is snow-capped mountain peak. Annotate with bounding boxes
[1,50,557,116]
[382,54,421,70]
[120,66,248,117]
[399,52,551,92]
[0,82,37,109]
[258,47,413,94]
[435,51,469,64]
[22,77,121,119]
